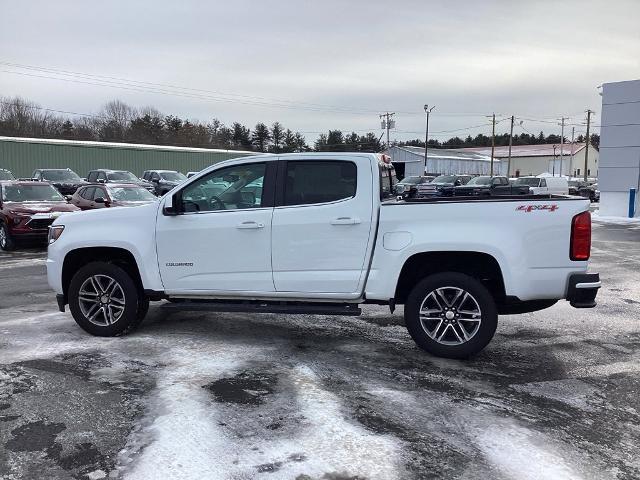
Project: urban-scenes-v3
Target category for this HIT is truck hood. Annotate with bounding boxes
[54,200,158,226]
[3,202,79,214]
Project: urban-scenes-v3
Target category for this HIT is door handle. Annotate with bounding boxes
[330,216,361,225]
[236,221,265,229]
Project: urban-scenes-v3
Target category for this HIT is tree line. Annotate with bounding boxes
[399,130,600,149]
[0,96,384,153]
[0,95,599,153]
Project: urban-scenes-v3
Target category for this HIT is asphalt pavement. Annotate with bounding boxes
[0,220,639,480]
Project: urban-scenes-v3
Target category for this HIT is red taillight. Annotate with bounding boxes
[570,211,591,261]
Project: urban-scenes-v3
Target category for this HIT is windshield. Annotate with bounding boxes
[568,180,583,187]
[107,171,139,181]
[160,172,187,182]
[399,176,422,185]
[2,184,65,202]
[514,178,541,187]
[466,176,492,186]
[109,186,156,202]
[41,170,82,182]
[432,175,456,184]
[0,170,15,180]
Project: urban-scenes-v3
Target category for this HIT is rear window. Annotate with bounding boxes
[284,161,357,206]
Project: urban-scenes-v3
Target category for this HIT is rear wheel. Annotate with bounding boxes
[404,272,498,359]
[68,262,146,336]
[0,223,15,251]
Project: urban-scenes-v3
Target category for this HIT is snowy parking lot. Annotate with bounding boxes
[1,220,639,480]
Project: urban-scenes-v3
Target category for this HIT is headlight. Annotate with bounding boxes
[48,225,65,244]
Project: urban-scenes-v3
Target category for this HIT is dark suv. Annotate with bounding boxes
[87,169,155,193]
[415,174,473,197]
[32,168,88,196]
[141,170,187,196]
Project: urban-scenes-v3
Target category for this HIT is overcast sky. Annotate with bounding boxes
[1,0,639,143]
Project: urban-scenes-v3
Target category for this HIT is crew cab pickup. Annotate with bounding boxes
[47,153,600,358]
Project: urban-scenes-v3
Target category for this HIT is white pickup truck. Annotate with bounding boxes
[46,153,600,358]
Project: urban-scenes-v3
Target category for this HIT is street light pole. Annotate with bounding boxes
[424,105,435,174]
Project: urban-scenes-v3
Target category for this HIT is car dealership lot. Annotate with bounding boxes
[0,221,639,480]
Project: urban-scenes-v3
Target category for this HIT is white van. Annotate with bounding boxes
[514,176,568,195]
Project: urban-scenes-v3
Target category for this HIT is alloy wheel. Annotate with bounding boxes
[78,274,126,326]
[419,286,482,345]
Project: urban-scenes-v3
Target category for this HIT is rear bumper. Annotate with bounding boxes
[566,273,600,308]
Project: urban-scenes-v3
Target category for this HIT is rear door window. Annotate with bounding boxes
[81,187,95,199]
[284,161,356,206]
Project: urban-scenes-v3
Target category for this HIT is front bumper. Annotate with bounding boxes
[566,273,600,308]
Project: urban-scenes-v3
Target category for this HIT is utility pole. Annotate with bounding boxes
[569,126,575,177]
[424,105,435,174]
[559,117,566,177]
[553,145,557,176]
[584,109,593,181]
[379,112,395,151]
[507,115,514,177]
[490,113,496,175]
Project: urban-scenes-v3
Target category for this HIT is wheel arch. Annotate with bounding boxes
[394,251,506,305]
[62,247,144,300]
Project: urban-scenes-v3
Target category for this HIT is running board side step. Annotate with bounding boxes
[160,299,362,316]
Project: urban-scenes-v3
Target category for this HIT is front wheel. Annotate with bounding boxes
[0,223,15,251]
[404,272,498,359]
[68,262,146,336]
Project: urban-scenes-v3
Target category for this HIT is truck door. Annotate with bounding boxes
[271,157,374,294]
[156,161,276,293]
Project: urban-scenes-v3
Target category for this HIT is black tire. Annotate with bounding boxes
[405,272,498,359]
[68,261,145,336]
[0,223,15,251]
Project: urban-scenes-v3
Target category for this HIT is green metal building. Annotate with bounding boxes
[0,136,256,178]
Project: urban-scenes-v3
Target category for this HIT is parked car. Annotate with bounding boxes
[568,180,599,202]
[32,168,88,196]
[86,169,155,193]
[0,181,79,250]
[47,152,598,359]
[415,174,473,197]
[454,176,530,196]
[0,169,15,180]
[513,176,568,196]
[141,170,188,196]
[394,175,434,197]
[71,183,158,210]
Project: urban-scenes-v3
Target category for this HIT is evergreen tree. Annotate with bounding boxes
[270,122,284,153]
[231,122,252,149]
[251,122,271,152]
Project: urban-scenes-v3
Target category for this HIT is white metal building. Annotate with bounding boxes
[599,79,640,217]
[456,144,599,178]
[385,145,501,178]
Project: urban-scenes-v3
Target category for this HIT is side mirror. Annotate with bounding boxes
[162,194,180,216]
[454,180,461,186]
[94,197,105,204]
[64,195,73,202]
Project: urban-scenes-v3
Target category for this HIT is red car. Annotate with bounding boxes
[71,183,157,210]
[0,181,80,250]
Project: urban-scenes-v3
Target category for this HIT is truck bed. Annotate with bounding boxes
[385,194,581,204]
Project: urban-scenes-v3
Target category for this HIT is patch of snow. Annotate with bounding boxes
[592,212,640,225]
[477,424,585,480]
[118,343,404,480]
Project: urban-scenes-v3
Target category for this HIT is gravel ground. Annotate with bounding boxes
[0,220,639,480]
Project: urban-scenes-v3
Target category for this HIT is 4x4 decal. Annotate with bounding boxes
[516,204,559,212]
